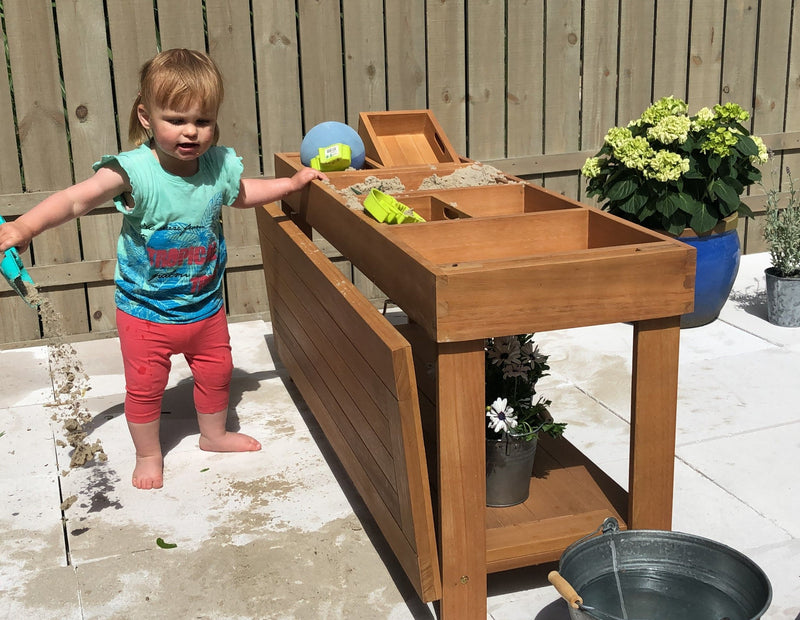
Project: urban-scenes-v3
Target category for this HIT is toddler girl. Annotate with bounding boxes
[0,49,326,489]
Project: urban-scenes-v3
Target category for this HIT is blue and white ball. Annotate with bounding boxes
[300,121,365,169]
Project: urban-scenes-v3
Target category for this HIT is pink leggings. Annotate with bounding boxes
[117,308,233,424]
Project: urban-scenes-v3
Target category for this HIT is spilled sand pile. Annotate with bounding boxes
[26,287,107,473]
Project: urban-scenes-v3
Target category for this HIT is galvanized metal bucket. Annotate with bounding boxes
[549,518,772,620]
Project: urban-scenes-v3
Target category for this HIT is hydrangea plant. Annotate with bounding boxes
[485,334,566,442]
[582,96,769,236]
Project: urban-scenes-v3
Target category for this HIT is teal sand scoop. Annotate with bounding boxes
[0,215,37,307]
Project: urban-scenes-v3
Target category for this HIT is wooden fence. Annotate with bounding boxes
[1,0,799,347]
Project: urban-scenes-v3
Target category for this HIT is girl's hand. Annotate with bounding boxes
[0,220,33,255]
[291,167,328,191]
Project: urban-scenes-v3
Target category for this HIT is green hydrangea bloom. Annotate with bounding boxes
[604,126,633,149]
[613,136,655,171]
[701,126,740,157]
[637,96,688,126]
[581,157,603,178]
[644,151,690,182]
[751,135,769,164]
[713,102,750,124]
[692,107,715,130]
[647,115,691,144]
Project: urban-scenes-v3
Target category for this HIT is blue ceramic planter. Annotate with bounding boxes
[679,228,741,328]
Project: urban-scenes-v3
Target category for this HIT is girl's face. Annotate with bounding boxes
[137,101,217,176]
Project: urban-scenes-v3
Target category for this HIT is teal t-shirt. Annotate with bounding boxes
[93,144,243,324]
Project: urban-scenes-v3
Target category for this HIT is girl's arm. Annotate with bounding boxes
[0,164,130,254]
[230,167,327,209]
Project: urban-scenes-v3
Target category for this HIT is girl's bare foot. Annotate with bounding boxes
[198,431,262,452]
[132,454,164,489]
[197,409,261,453]
[127,419,164,490]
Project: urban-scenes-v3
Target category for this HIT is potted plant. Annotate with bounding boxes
[582,96,770,327]
[484,334,566,507]
[763,168,800,327]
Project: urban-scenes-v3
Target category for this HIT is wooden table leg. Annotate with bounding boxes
[629,316,681,530]
[436,340,487,619]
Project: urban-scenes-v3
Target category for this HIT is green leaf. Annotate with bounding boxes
[735,135,759,157]
[711,179,741,212]
[689,204,719,233]
[0,431,5,438]
[618,192,648,215]
[200,467,209,472]
[604,176,638,201]
[156,537,177,549]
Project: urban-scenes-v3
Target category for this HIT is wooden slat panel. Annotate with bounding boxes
[252,2,303,176]
[720,0,758,108]
[784,2,800,189]
[342,1,386,127]
[426,0,467,154]
[56,0,120,334]
[652,0,690,100]
[542,0,581,199]
[256,203,441,602]
[297,0,345,127]
[581,0,618,149]
[156,0,205,51]
[617,0,654,124]
[206,3,269,318]
[4,0,86,338]
[0,18,21,194]
[507,1,544,160]
[105,0,159,146]
[384,0,427,110]
[686,0,724,108]
[467,0,505,161]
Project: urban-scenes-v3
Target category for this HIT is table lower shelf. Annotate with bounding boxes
[485,434,628,573]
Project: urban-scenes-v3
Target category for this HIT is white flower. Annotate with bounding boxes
[486,398,518,433]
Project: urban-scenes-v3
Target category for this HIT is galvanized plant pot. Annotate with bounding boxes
[765,267,800,327]
[485,434,537,507]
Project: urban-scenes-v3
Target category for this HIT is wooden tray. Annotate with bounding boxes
[358,110,461,167]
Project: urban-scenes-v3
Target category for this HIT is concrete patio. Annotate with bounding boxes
[1,252,798,619]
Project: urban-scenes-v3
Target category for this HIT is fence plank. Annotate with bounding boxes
[55,0,120,334]
[385,0,427,110]
[207,2,269,317]
[652,0,690,100]
[252,2,303,175]
[507,1,544,164]
[426,0,467,154]
[543,0,581,199]
[686,0,724,108]
[720,0,758,108]
[0,20,21,194]
[785,1,800,183]
[618,0,655,123]
[156,0,206,51]
[298,0,345,127]
[581,1,619,148]
[4,0,87,338]
[106,0,159,145]
[343,1,387,127]
[466,0,505,161]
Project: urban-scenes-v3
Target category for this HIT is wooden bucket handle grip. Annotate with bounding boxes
[547,570,583,609]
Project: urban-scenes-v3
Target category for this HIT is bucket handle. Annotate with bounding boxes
[547,571,582,609]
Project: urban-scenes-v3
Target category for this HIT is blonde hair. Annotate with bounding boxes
[128,49,224,146]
